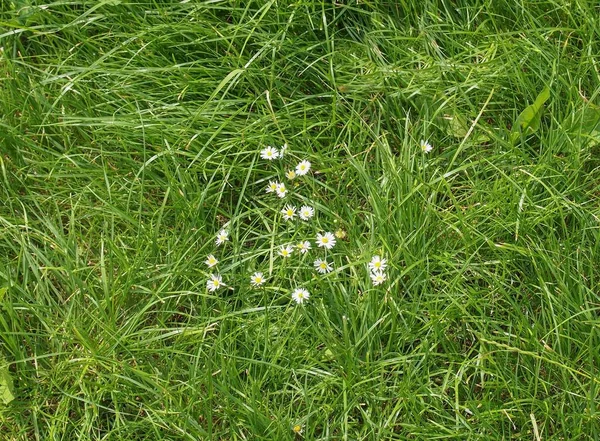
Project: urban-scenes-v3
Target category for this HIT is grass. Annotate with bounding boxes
[1,0,600,439]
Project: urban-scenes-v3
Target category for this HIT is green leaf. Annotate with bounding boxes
[510,86,551,144]
[444,113,490,142]
[0,360,14,406]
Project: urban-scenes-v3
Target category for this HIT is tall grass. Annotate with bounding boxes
[1,1,599,439]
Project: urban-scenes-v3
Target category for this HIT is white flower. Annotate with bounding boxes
[281,204,296,221]
[420,140,433,153]
[296,240,311,254]
[316,232,336,249]
[205,254,219,268]
[279,245,294,258]
[260,146,279,160]
[370,270,387,286]
[276,182,287,198]
[368,255,387,272]
[299,205,314,221]
[295,160,311,176]
[207,274,223,291]
[285,170,296,180]
[266,180,279,193]
[280,143,288,157]
[250,272,265,287]
[215,229,229,246]
[291,288,310,304]
[314,258,332,274]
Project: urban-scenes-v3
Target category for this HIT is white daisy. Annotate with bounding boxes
[281,204,296,221]
[266,180,279,193]
[205,254,219,268]
[296,240,311,254]
[420,140,433,153]
[285,169,296,180]
[215,229,229,246]
[299,205,314,221]
[316,232,336,250]
[276,182,287,198]
[370,270,387,286]
[279,245,294,258]
[368,255,387,272]
[295,160,311,176]
[314,258,332,274]
[250,272,265,287]
[291,288,310,304]
[260,146,279,160]
[280,143,288,157]
[207,274,223,292]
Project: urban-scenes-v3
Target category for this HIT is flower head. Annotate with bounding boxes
[299,205,314,221]
[205,254,219,268]
[370,270,387,286]
[207,274,223,292]
[314,258,333,274]
[215,229,229,246]
[276,182,287,198]
[250,272,265,287]
[420,140,433,153]
[292,424,303,435]
[296,240,311,254]
[291,288,310,304]
[335,229,347,239]
[285,169,297,180]
[295,160,311,176]
[266,180,279,193]
[281,204,296,221]
[279,245,294,258]
[280,143,288,157]
[316,232,336,250]
[260,146,279,160]
[368,255,387,272]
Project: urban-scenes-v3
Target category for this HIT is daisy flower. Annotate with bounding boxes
[295,160,311,176]
[420,140,433,153]
[292,424,303,435]
[316,232,336,249]
[285,169,297,180]
[368,255,387,272]
[299,205,314,221]
[205,254,218,268]
[276,182,287,198]
[281,204,296,221]
[215,229,229,246]
[280,143,288,157]
[260,146,279,160]
[207,274,223,292]
[370,270,387,286]
[291,288,310,304]
[279,245,294,258]
[250,272,265,287]
[266,180,279,193]
[296,240,311,254]
[314,258,333,274]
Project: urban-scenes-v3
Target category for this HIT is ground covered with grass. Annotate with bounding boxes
[1,1,600,439]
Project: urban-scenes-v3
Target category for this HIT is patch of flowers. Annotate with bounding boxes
[202,140,407,304]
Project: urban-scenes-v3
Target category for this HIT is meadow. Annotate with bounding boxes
[1,1,600,439]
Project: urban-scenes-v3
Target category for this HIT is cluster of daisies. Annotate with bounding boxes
[202,139,416,304]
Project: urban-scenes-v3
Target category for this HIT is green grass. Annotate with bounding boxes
[1,0,600,439]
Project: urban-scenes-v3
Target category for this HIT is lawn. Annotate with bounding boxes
[1,1,599,439]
